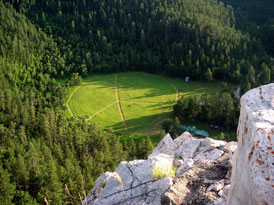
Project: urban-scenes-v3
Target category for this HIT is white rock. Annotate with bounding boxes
[206,180,225,193]
[215,198,225,205]
[206,184,215,193]
[195,149,224,162]
[83,172,116,205]
[85,153,175,205]
[173,131,192,150]
[214,182,224,191]
[150,133,176,156]
[174,138,201,160]
[173,159,184,168]
[175,158,194,176]
[149,153,174,168]
[197,138,212,153]
[228,144,237,161]
[218,190,223,197]
[145,177,173,204]
[227,84,274,205]
[208,138,227,148]
[222,184,230,198]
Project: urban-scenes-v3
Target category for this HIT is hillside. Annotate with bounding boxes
[7,0,274,86]
[0,0,273,204]
[0,3,126,204]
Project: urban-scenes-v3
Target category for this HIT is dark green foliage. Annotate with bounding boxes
[0,0,273,203]
[70,73,82,86]
[0,165,16,205]
[166,92,239,140]
[0,3,127,204]
[173,93,239,131]
[4,0,272,85]
[221,0,274,55]
[136,136,154,159]
[161,117,181,139]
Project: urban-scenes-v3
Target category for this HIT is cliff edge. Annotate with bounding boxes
[83,133,236,205]
[227,83,274,205]
[83,84,274,205]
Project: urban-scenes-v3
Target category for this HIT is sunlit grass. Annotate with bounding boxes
[69,74,116,117]
[66,72,227,139]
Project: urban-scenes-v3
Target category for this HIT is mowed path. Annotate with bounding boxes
[140,72,179,101]
[85,102,117,121]
[67,73,179,132]
[115,74,128,131]
[67,85,81,116]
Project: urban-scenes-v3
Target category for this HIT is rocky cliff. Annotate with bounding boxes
[83,84,274,205]
[83,133,236,205]
[227,83,274,205]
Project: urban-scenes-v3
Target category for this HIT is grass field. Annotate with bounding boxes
[66,72,234,143]
[118,72,176,103]
[89,103,124,132]
[69,74,116,117]
[121,102,170,132]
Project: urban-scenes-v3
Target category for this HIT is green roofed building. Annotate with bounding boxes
[181,125,209,138]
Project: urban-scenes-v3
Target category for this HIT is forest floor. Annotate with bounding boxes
[65,72,232,142]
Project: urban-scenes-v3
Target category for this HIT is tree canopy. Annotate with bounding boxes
[0,0,273,203]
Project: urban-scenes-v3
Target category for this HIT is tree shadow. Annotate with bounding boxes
[110,112,167,133]
[82,72,177,102]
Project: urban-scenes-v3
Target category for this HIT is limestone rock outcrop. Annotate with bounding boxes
[84,83,274,205]
[227,83,274,205]
[83,133,236,205]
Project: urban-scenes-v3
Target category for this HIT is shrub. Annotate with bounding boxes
[151,164,177,179]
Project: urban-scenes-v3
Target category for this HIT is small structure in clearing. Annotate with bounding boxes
[181,125,209,138]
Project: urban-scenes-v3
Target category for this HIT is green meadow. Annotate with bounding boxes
[67,72,228,141]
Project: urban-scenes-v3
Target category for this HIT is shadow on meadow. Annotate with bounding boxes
[73,72,224,136]
[112,108,167,133]
[81,72,176,101]
[81,72,217,103]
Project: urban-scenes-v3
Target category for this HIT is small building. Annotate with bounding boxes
[181,125,209,138]
[194,130,209,138]
[185,77,190,82]
[181,125,196,135]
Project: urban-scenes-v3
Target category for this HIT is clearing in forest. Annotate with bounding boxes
[67,72,219,135]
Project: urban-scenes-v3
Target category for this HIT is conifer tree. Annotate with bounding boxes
[0,165,16,205]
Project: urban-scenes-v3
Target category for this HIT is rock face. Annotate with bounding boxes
[227,83,274,205]
[84,83,274,205]
[83,133,236,205]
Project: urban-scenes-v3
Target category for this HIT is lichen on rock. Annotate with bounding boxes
[227,83,274,205]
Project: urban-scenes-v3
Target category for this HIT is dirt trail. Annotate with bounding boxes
[115,74,128,131]
[67,86,81,117]
[86,102,117,121]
